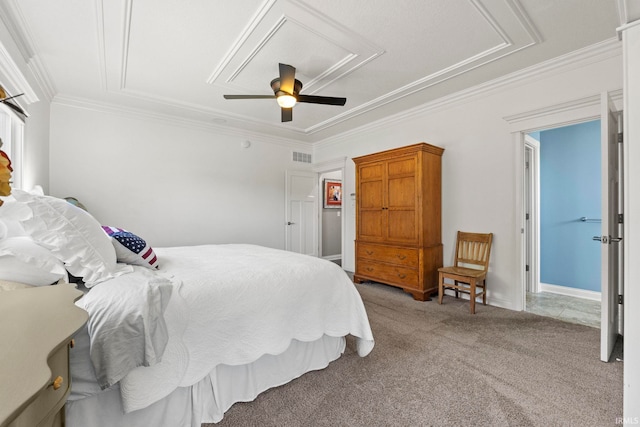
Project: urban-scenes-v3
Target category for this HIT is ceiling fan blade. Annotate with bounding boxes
[297,94,346,106]
[0,93,25,103]
[281,107,292,122]
[223,95,276,100]
[279,63,296,94]
[0,99,28,116]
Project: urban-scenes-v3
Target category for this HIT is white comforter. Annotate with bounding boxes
[115,244,374,413]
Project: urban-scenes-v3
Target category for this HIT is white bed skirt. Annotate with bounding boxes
[66,334,346,427]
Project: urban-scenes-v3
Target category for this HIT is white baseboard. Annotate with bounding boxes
[539,282,601,301]
[441,290,517,311]
[322,254,341,261]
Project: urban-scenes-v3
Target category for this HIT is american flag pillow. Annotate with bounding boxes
[101,226,159,269]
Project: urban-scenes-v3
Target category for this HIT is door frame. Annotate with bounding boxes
[505,90,623,312]
[524,135,540,294]
[313,157,347,262]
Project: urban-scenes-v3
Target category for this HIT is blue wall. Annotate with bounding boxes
[538,120,601,292]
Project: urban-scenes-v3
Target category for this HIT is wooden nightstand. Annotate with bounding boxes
[0,283,88,427]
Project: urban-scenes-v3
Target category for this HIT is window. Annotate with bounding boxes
[0,102,24,190]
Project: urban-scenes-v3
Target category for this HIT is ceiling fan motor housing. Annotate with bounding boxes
[270,78,303,97]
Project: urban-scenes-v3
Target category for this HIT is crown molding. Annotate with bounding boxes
[94,0,108,91]
[503,89,623,133]
[119,0,133,90]
[0,39,38,106]
[0,0,53,103]
[27,56,55,101]
[0,0,34,61]
[314,37,622,150]
[51,94,310,150]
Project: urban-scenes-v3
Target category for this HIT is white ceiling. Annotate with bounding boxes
[1,0,638,143]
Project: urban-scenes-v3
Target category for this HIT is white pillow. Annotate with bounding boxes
[0,193,31,238]
[0,236,68,286]
[12,190,132,286]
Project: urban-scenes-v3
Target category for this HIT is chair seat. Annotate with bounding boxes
[438,266,486,279]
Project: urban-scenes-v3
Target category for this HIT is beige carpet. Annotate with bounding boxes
[207,281,623,426]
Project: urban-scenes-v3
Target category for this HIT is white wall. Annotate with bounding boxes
[621,19,640,423]
[22,99,50,191]
[314,44,623,311]
[48,102,311,249]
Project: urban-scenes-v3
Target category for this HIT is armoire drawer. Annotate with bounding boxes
[356,259,419,288]
[357,243,419,267]
[8,343,69,427]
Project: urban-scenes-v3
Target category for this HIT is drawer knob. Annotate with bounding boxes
[51,376,64,391]
[365,250,374,255]
[397,255,406,260]
[398,274,406,279]
[366,267,374,272]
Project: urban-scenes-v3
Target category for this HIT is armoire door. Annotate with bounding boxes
[385,155,419,245]
[357,161,386,242]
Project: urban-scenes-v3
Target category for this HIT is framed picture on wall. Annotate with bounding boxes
[323,179,342,208]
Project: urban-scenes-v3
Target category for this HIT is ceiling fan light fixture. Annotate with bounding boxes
[276,94,297,108]
[224,64,345,122]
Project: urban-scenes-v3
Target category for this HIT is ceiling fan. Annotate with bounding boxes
[223,63,346,122]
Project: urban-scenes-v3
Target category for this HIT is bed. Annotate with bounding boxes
[0,189,374,426]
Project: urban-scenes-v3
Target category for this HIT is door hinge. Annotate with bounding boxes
[526,264,529,272]
[618,294,624,305]
[526,213,530,220]
[618,213,624,224]
[618,132,623,143]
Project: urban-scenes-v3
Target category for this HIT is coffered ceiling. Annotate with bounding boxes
[1,0,637,142]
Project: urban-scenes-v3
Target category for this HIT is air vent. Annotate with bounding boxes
[292,152,312,163]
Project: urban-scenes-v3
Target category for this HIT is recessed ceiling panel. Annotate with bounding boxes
[223,19,351,93]
[208,0,384,94]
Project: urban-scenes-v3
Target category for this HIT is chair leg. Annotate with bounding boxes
[469,279,476,314]
[438,273,444,305]
[482,279,487,306]
[454,281,459,299]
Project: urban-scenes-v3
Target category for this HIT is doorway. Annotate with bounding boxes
[524,120,602,328]
[313,157,347,267]
[319,170,343,265]
[512,91,623,362]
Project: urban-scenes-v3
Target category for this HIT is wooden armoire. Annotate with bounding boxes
[353,143,444,301]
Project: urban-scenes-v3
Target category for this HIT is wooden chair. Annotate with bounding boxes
[438,231,493,314]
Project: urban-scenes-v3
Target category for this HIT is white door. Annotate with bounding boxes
[285,170,318,256]
[599,92,622,362]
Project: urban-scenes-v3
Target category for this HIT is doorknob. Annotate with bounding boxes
[593,235,622,243]
[287,221,295,225]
